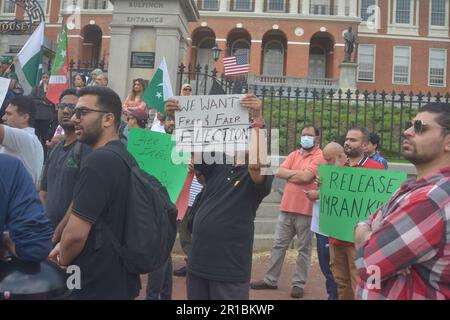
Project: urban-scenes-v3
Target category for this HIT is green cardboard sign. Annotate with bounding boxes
[318,165,408,242]
[127,128,190,203]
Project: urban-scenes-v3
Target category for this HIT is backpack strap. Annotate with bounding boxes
[97,142,133,261]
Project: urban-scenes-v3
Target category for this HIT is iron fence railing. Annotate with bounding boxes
[69,59,108,87]
[178,64,450,159]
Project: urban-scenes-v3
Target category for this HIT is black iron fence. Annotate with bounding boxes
[178,64,450,160]
[69,59,108,87]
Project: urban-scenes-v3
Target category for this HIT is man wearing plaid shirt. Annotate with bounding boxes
[354,103,450,299]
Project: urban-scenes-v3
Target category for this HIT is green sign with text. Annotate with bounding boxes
[127,128,190,203]
[318,165,408,242]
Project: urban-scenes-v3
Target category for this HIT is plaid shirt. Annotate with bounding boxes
[355,167,450,300]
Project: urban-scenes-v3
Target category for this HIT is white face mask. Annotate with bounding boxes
[300,136,315,149]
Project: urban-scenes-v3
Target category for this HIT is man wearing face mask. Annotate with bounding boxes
[251,126,324,299]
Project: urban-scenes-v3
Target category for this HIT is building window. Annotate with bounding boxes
[268,0,285,12]
[393,46,410,84]
[263,40,284,76]
[395,0,411,24]
[360,0,376,21]
[234,0,252,11]
[202,0,219,10]
[358,44,375,82]
[231,40,250,64]
[430,0,446,26]
[62,0,79,9]
[83,0,109,9]
[429,48,447,86]
[2,0,16,14]
[310,0,333,15]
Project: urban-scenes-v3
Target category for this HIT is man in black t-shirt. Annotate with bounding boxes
[165,94,274,300]
[50,86,140,299]
[40,89,91,231]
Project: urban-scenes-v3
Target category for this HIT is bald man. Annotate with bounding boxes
[304,142,346,300]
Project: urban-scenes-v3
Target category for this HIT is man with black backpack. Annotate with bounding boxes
[50,86,144,299]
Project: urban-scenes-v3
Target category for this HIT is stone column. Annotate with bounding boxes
[339,63,358,92]
[337,0,346,16]
[219,0,228,11]
[349,0,357,17]
[0,35,9,56]
[255,0,264,13]
[155,28,182,91]
[290,0,299,14]
[108,25,132,101]
[302,0,310,15]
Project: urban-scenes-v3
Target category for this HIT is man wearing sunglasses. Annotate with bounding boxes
[50,86,140,300]
[355,103,450,300]
[39,88,91,231]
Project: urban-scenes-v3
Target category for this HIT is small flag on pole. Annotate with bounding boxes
[223,54,249,76]
[142,57,174,114]
[47,24,69,104]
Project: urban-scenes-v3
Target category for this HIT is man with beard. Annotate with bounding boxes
[329,127,384,300]
[49,86,140,299]
[251,126,324,299]
[355,103,450,299]
[39,89,91,233]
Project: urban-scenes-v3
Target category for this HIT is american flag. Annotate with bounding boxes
[223,54,249,76]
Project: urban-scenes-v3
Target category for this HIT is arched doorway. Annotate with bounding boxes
[81,24,102,65]
[227,28,251,63]
[309,32,335,79]
[262,30,287,76]
[191,27,216,72]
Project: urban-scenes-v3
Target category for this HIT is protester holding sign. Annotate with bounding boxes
[251,126,323,299]
[354,103,450,299]
[305,142,346,300]
[328,127,384,300]
[165,94,273,300]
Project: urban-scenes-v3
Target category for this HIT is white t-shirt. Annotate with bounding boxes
[310,200,328,236]
[0,126,44,185]
[150,113,166,133]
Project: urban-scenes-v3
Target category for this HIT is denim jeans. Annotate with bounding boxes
[146,256,173,300]
[316,233,338,300]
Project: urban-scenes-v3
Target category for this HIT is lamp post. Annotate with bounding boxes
[211,43,222,62]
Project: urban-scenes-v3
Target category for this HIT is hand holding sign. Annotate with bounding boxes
[164,98,180,119]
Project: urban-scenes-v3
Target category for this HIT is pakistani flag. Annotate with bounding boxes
[15,22,45,95]
[47,25,69,104]
[142,57,174,113]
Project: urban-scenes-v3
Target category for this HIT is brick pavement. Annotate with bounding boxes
[138,249,328,300]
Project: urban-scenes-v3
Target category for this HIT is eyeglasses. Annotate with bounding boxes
[405,120,430,134]
[126,116,135,121]
[56,103,76,111]
[74,107,109,119]
[183,87,192,91]
[406,120,450,135]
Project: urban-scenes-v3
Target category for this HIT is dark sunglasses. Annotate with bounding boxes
[405,120,429,134]
[74,107,109,119]
[56,103,76,111]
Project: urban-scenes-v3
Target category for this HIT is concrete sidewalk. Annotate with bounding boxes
[138,249,328,300]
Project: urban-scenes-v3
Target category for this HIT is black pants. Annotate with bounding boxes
[186,272,250,300]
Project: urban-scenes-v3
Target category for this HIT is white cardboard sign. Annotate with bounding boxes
[174,94,249,152]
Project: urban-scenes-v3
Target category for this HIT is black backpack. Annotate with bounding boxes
[103,143,178,274]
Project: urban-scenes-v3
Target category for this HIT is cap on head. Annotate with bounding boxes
[129,109,149,122]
